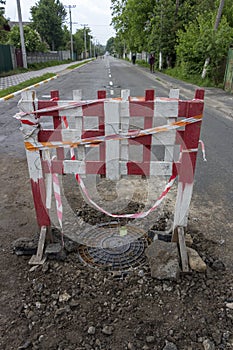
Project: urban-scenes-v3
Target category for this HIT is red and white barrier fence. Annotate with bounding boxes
[16,88,205,242]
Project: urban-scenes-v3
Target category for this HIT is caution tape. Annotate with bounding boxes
[46,154,64,245]
[59,116,177,219]
[72,140,207,219]
[76,171,177,219]
[23,114,203,152]
[46,116,206,221]
[16,97,106,118]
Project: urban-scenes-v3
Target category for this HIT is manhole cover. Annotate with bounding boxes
[78,223,148,271]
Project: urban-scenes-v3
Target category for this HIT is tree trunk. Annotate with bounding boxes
[214,0,225,30]
[201,0,225,79]
[175,0,179,16]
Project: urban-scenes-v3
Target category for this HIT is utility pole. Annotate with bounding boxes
[93,39,96,58]
[65,5,76,60]
[16,0,27,68]
[89,35,92,58]
[84,26,87,58]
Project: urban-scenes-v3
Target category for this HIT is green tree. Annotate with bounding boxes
[111,0,157,53]
[73,27,92,58]
[61,24,71,50]
[111,0,233,72]
[176,12,233,82]
[111,0,179,66]
[111,0,127,33]
[106,37,115,54]
[8,25,48,52]
[0,0,10,44]
[148,0,177,67]
[30,0,66,51]
[222,0,233,27]
[114,35,125,57]
[73,29,84,57]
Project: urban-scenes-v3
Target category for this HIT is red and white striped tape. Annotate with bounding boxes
[45,116,207,223]
[62,116,177,219]
[22,114,203,152]
[47,155,64,245]
[76,171,177,219]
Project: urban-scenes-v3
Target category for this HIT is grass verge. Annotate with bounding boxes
[0,73,56,98]
[0,60,73,78]
[125,58,224,88]
[164,67,224,88]
[28,59,72,70]
[66,59,94,70]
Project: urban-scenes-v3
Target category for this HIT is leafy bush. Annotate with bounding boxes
[176,13,233,83]
[8,25,48,52]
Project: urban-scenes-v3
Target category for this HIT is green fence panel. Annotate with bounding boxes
[224,48,233,93]
[0,44,13,74]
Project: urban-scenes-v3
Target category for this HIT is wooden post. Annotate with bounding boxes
[177,226,189,272]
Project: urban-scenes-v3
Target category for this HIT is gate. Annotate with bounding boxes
[16,88,205,268]
[15,48,23,68]
[0,44,13,74]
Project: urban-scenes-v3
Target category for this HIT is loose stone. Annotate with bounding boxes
[87,326,96,335]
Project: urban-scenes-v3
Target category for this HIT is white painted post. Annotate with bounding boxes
[72,90,85,162]
[120,89,130,176]
[104,100,120,180]
[18,91,50,227]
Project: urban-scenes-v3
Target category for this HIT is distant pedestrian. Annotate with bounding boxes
[132,54,136,65]
[95,53,98,59]
[149,54,155,73]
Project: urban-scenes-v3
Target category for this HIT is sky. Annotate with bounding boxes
[4,0,116,45]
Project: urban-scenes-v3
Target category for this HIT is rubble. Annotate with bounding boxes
[187,247,207,272]
[145,240,180,280]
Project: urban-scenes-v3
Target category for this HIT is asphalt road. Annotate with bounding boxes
[1,56,232,267]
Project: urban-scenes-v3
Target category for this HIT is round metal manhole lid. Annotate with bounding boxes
[78,223,148,271]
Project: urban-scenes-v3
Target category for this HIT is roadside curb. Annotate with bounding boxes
[0,59,94,103]
[0,74,58,103]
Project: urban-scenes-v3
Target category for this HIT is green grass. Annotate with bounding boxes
[0,67,29,78]
[124,58,224,88]
[0,58,92,98]
[66,59,94,69]
[0,59,73,78]
[27,59,72,70]
[136,59,150,68]
[0,73,56,98]
[164,67,224,88]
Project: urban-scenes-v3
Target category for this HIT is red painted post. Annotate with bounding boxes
[173,89,205,237]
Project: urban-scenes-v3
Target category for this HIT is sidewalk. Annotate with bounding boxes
[0,61,81,90]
